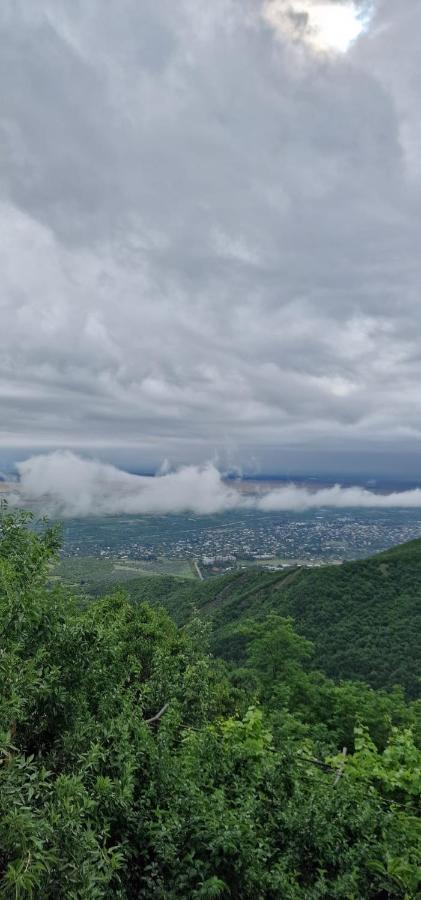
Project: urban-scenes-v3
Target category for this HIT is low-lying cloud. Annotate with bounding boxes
[13,451,239,517]
[257,483,421,511]
[9,451,421,517]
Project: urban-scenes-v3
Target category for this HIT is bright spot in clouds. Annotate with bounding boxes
[265,1,369,54]
[306,3,366,52]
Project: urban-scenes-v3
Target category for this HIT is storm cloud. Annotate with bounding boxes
[1,1,421,475]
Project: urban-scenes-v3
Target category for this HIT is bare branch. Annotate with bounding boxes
[144,703,169,725]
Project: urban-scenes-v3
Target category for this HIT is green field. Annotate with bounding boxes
[52,555,196,589]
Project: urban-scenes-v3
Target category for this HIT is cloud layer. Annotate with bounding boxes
[1,2,421,474]
[11,451,421,517]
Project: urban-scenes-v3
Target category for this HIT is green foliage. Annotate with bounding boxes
[117,546,421,699]
[0,506,420,898]
[329,725,421,897]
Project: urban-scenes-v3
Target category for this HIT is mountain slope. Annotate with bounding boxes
[90,540,421,697]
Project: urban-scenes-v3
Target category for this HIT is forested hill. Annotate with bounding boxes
[2,508,421,897]
[100,539,421,698]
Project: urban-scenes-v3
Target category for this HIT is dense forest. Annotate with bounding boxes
[98,544,421,699]
[1,506,420,898]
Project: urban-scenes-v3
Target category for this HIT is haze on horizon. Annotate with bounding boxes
[1,1,421,481]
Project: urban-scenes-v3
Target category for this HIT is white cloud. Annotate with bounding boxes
[11,451,421,517]
[14,451,239,516]
[258,482,421,511]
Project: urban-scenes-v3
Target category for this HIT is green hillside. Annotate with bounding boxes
[94,541,421,698]
[2,508,421,898]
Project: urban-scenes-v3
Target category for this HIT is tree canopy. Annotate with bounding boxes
[1,506,420,898]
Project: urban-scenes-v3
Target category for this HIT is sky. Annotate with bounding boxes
[1,0,421,481]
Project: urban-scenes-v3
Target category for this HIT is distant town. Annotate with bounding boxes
[56,507,421,577]
[3,479,421,578]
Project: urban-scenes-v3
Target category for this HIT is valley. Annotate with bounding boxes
[50,505,421,581]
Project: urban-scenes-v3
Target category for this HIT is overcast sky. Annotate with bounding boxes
[1,0,421,478]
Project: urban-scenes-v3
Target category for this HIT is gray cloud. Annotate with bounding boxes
[1,1,421,475]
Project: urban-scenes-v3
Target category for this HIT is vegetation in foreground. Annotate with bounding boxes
[1,506,420,898]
